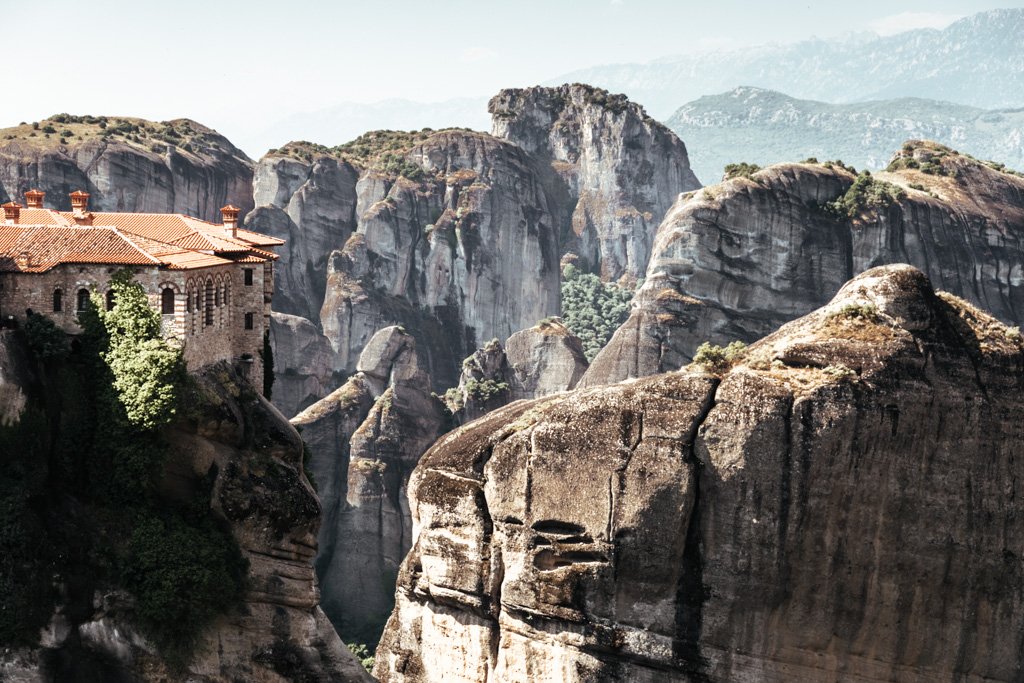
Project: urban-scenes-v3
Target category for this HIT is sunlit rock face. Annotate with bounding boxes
[490,83,702,283]
[375,265,1024,682]
[582,145,1024,387]
[0,119,253,223]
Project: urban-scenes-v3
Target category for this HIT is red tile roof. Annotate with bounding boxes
[0,208,280,273]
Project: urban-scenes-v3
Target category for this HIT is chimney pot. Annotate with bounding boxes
[24,189,45,208]
[220,204,240,238]
[2,202,21,224]
[69,190,92,225]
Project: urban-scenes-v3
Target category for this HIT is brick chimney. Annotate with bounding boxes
[69,190,92,225]
[24,189,44,208]
[220,204,240,238]
[2,202,21,224]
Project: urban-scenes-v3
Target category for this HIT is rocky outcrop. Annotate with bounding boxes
[444,320,589,422]
[489,84,702,282]
[247,155,359,320]
[269,312,338,418]
[504,320,588,401]
[295,326,447,647]
[0,346,370,682]
[315,131,562,387]
[583,143,1024,386]
[375,264,1024,682]
[0,116,253,223]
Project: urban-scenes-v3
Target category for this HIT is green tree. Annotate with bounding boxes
[560,264,634,361]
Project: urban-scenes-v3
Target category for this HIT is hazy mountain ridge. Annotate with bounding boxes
[667,86,1024,182]
[552,9,1024,116]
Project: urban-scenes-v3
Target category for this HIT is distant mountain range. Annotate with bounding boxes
[667,87,1024,183]
[552,9,1024,117]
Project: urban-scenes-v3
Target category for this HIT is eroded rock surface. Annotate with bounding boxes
[294,326,447,646]
[583,143,1024,386]
[0,356,370,682]
[375,265,1024,682]
[0,118,253,223]
[269,312,338,418]
[490,83,702,282]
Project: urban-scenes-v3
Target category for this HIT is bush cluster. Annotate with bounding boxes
[723,162,762,180]
[560,264,634,361]
[691,341,747,372]
[826,171,906,219]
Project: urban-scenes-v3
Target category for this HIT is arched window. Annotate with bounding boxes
[76,288,90,312]
[204,280,214,326]
[186,288,192,313]
[215,286,221,307]
[105,289,115,311]
[223,283,230,306]
[52,289,63,313]
[161,288,175,314]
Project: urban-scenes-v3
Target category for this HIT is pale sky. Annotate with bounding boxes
[1,0,1021,152]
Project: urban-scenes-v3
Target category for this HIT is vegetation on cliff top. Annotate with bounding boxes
[0,115,237,158]
[826,171,906,219]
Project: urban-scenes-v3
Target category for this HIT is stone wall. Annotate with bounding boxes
[0,260,270,389]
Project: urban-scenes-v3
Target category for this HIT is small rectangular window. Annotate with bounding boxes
[244,268,254,286]
[244,312,254,330]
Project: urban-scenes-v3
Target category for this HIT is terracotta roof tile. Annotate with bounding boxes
[1,208,279,273]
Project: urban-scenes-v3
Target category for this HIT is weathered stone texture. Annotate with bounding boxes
[490,83,702,282]
[269,311,337,418]
[0,122,253,223]
[583,148,1024,386]
[375,265,1024,682]
[294,327,447,646]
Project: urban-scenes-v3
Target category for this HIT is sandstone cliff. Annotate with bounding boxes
[0,332,369,682]
[489,84,702,282]
[0,116,253,222]
[375,264,1024,682]
[294,327,447,648]
[583,142,1024,386]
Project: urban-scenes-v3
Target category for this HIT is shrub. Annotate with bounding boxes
[464,378,509,402]
[826,172,905,219]
[347,642,375,673]
[41,124,56,134]
[124,510,246,662]
[24,312,67,359]
[828,302,879,322]
[691,341,747,372]
[723,162,761,180]
[560,264,634,361]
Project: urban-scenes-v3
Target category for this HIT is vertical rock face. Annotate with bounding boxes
[294,327,447,646]
[0,353,370,682]
[583,143,1024,386]
[0,118,253,223]
[444,320,589,423]
[269,312,337,418]
[248,155,360,321]
[489,83,702,282]
[375,265,1024,682]
[315,131,561,386]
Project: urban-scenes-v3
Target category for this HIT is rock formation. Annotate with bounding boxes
[444,320,590,422]
[0,334,370,682]
[583,142,1024,386]
[294,326,447,647]
[375,264,1024,682]
[0,116,253,223]
[269,312,338,419]
[247,154,360,321]
[489,83,702,282]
